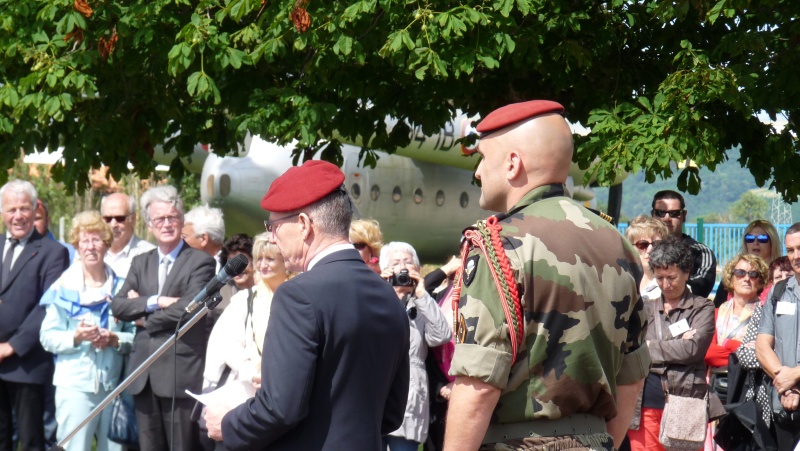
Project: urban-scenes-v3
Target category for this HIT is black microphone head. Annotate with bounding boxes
[226,253,250,276]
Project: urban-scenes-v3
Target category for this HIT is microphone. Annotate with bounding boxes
[185,254,249,314]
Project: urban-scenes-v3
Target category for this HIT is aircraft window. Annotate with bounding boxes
[392,187,402,203]
[370,185,380,201]
[436,190,445,206]
[206,175,215,198]
[220,174,231,197]
[351,183,361,199]
[414,188,423,204]
[460,192,469,208]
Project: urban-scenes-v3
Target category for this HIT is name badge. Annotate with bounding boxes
[669,319,691,337]
[776,301,797,316]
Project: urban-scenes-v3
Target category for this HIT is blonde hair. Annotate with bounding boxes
[625,215,668,244]
[68,211,113,249]
[738,219,781,264]
[721,254,769,293]
[251,232,294,281]
[349,219,384,257]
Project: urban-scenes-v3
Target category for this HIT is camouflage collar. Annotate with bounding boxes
[505,183,570,218]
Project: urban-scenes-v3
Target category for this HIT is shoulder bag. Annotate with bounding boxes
[655,303,709,450]
[108,358,139,447]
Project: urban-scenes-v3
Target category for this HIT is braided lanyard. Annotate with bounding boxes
[451,216,524,364]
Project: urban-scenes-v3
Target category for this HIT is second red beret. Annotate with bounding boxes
[476,100,565,136]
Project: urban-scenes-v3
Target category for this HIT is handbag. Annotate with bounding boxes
[107,358,139,447]
[659,388,709,449]
[655,307,708,450]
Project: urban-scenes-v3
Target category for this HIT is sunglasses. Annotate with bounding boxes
[744,234,769,244]
[633,240,659,251]
[652,209,685,219]
[733,268,761,279]
[352,242,368,250]
[103,215,130,224]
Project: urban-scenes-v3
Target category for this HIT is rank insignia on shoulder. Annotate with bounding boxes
[464,255,479,286]
[456,313,468,344]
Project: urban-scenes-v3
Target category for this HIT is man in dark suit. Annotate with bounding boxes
[111,185,216,451]
[0,180,69,451]
[205,161,410,451]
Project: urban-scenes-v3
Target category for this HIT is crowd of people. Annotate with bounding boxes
[2,98,800,451]
[621,192,800,450]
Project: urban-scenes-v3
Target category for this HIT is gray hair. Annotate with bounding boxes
[101,193,136,215]
[379,241,421,270]
[301,189,352,239]
[648,235,693,274]
[140,185,183,223]
[0,180,38,210]
[184,205,225,244]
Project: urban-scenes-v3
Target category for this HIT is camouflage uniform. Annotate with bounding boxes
[450,184,651,450]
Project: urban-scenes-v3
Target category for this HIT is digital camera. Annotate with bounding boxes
[389,269,413,287]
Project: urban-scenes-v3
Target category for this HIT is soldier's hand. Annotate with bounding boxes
[205,403,233,441]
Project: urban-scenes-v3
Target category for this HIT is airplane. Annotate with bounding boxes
[155,114,626,261]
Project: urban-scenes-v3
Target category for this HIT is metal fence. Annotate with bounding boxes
[617,222,791,282]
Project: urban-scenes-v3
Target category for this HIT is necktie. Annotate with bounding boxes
[158,256,170,295]
[2,238,19,288]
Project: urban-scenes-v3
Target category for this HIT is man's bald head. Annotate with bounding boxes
[475,103,574,212]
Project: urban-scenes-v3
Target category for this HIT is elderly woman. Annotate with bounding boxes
[380,242,451,451]
[39,211,134,451]
[625,215,669,301]
[705,254,768,405]
[714,219,780,307]
[627,236,715,451]
[349,219,384,274]
[204,233,291,395]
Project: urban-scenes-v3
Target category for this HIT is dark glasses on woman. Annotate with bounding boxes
[733,269,761,279]
[352,242,368,250]
[744,234,769,244]
[633,240,659,251]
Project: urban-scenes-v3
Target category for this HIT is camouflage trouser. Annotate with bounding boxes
[479,432,614,451]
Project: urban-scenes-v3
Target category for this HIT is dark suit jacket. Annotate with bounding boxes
[111,242,216,398]
[222,249,410,451]
[0,231,69,384]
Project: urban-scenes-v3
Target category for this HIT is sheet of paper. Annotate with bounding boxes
[186,380,256,407]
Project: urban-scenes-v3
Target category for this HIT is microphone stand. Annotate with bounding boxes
[48,293,223,451]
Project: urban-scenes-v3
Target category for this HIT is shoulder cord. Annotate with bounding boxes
[451,216,524,364]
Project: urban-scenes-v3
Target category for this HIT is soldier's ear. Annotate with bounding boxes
[506,151,522,180]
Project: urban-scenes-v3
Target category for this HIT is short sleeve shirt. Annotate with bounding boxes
[449,184,650,422]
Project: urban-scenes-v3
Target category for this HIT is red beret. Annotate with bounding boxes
[261,160,345,212]
[476,100,564,136]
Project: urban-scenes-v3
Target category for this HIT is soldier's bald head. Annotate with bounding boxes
[475,100,574,212]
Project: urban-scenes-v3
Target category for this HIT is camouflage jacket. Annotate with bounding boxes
[449,184,651,423]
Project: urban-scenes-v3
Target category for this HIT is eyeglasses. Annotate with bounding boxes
[733,268,761,279]
[149,215,181,227]
[78,238,105,249]
[103,215,130,224]
[264,213,301,232]
[352,242,368,250]
[744,234,769,244]
[652,209,685,219]
[633,240,659,251]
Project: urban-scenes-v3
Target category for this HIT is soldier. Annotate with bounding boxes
[444,100,651,451]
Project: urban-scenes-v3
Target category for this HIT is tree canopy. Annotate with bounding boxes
[1,0,798,199]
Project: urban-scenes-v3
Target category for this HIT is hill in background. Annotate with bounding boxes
[593,148,798,224]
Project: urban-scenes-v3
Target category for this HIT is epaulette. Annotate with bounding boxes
[588,208,615,225]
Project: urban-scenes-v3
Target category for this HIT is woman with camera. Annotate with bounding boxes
[379,242,452,451]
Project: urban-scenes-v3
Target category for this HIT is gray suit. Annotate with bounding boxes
[111,242,216,450]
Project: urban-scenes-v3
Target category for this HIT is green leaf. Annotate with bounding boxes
[333,35,353,56]
[187,71,201,96]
